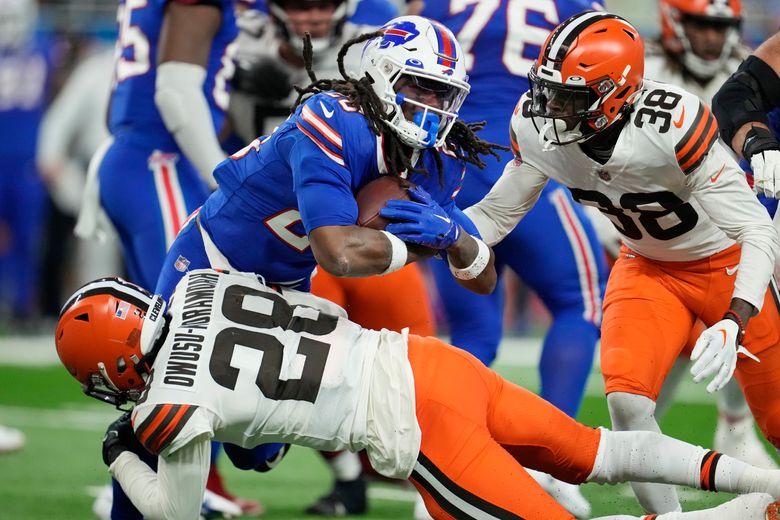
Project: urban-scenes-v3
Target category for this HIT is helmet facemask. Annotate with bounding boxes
[268,0,352,55]
[677,15,741,80]
[529,67,622,149]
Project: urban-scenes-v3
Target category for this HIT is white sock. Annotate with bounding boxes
[327,451,362,481]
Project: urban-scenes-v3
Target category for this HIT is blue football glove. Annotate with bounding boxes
[379,185,460,250]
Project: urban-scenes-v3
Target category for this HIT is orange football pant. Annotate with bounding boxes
[406,335,601,520]
[311,263,435,336]
[601,244,780,445]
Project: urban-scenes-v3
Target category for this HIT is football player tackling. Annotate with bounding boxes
[56,269,780,519]
[465,11,780,516]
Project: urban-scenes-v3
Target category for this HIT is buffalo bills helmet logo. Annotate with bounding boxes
[379,21,420,49]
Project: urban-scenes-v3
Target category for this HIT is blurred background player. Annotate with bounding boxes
[35,41,123,315]
[73,0,263,517]
[228,2,438,515]
[405,0,609,517]
[643,0,778,471]
[0,0,58,330]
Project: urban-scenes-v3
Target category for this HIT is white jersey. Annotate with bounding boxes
[132,269,420,479]
[643,40,749,105]
[465,80,779,311]
[230,10,379,140]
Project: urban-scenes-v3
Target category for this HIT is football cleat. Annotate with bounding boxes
[767,500,780,520]
[715,414,779,470]
[305,477,367,516]
[0,424,25,454]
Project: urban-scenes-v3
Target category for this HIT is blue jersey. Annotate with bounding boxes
[108,0,238,144]
[200,91,468,288]
[0,35,57,158]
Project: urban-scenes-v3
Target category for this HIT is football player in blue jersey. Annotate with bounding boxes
[405,1,608,516]
[0,0,57,326]
[74,0,268,517]
[155,15,502,303]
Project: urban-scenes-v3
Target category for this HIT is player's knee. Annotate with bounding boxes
[607,392,657,430]
[755,413,780,449]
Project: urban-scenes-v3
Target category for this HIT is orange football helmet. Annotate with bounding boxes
[660,0,741,79]
[528,11,644,146]
[55,278,166,408]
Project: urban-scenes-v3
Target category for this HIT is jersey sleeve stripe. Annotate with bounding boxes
[296,122,346,166]
[509,126,521,159]
[148,405,198,454]
[675,103,718,174]
[135,404,174,449]
[301,105,343,149]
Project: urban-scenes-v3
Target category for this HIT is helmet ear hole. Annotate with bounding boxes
[75,313,89,322]
[117,356,127,374]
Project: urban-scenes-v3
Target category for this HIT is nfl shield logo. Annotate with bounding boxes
[597,169,611,181]
[174,255,190,272]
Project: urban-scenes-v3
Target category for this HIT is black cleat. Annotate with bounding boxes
[305,477,368,516]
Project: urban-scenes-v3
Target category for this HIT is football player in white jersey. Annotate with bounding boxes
[642,0,778,471]
[464,10,780,516]
[55,269,780,519]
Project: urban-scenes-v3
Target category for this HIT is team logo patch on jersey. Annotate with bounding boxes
[174,255,190,273]
[115,301,131,320]
[597,169,612,181]
[380,21,419,48]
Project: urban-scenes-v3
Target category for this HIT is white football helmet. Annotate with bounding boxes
[0,0,37,49]
[358,15,470,149]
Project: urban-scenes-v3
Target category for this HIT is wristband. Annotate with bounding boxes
[723,310,746,343]
[449,238,490,280]
[379,231,408,275]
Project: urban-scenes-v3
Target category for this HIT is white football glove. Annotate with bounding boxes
[690,319,759,393]
[750,149,780,199]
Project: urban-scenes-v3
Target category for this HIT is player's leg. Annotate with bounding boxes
[308,266,435,516]
[99,141,208,290]
[600,252,698,514]
[593,493,776,520]
[406,335,575,519]
[429,258,505,365]
[501,182,607,418]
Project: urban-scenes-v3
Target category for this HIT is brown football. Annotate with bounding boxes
[356,175,416,230]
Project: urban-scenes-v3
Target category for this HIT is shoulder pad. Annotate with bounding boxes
[296,93,366,167]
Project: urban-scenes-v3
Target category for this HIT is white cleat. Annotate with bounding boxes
[0,424,25,454]
[526,469,591,519]
[91,484,112,520]
[706,492,774,520]
[715,414,779,470]
[414,492,434,520]
[201,489,243,519]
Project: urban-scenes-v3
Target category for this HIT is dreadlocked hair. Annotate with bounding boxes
[292,32,509,182]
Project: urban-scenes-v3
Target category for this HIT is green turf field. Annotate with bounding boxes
[1,338,776,519]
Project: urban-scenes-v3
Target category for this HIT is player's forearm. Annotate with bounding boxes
[464,161,547,246]
[311,225,424,277]
[445,232,496,294]
[109,436,210,519]
[732,240,777,314]
[155,61,225,188]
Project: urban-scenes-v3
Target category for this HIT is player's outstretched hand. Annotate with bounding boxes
[690,319,758,393]
[102,411,142,466]
[750,150,780,198]
[380,185,460,250]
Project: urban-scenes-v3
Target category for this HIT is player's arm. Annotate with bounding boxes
[464,158,549,246]
[103,413,210,519]
[155,0,226,189]
[689,144,779,318]
[713,31,780,156]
